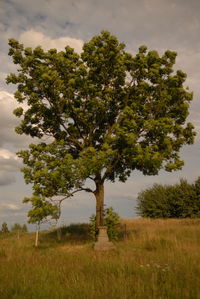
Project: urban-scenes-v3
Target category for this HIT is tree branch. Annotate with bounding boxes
[102,153,121,181]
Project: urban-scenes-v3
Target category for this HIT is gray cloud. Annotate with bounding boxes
[0,159,20,172]
[0,186,31,227]
[1,0,200,50]
[0,172,16,186]
[0,202,28,229]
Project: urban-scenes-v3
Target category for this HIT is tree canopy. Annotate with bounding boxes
[7,31,195,229]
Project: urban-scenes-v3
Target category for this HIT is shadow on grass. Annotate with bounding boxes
[43,223,91,245]
[34,223,129,249]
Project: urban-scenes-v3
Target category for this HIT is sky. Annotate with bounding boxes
[0,0,200,230]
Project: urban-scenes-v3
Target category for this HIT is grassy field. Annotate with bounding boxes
[0,218,200,299]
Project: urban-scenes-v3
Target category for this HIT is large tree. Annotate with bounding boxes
[7,31,195,235]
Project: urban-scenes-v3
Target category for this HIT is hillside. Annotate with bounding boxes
[0,218,200,299]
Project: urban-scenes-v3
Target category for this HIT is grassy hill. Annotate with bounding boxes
[0,218,200,299]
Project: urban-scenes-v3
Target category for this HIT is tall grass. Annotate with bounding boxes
[0,219,199,298]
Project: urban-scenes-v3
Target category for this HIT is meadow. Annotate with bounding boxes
[0,218,200,299]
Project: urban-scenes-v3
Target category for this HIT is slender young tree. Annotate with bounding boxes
[23,196,59,246]
[7,31,195,239]
[11,223,28,239]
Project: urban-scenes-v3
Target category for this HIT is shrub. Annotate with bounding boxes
[137,178,200,218]
[89,207,120,241]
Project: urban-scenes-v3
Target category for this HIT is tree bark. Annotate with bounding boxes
[94,180,105,228]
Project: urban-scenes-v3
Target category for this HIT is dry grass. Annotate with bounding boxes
[0,218,200,298]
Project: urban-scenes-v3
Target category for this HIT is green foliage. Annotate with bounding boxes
[1,222,9,233]
[23,196,60,225]
[89,214,97,241]
[89,207,120,241]
[105,207,120,240]
[7,31,195,225]
[137,177,200,218]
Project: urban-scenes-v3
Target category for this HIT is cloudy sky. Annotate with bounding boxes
[0,0,200,230]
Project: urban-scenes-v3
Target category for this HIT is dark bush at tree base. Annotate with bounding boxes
[137,178,200,218]
[89,207,120,241]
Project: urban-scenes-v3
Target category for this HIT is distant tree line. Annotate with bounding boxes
[0,222,28,234]
[137,178,200,218]
[1,222,9,233]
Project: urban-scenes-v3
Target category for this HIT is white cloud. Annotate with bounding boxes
[0,148,18,160]
[0,148,20,171]
[0,148,20,185]
[0,91,32,148]
[19,30,83,53]
[0,203,20,211]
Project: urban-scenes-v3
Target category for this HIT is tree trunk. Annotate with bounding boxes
[35,229,39,247]
[94,179,115,250]
[94,180,105,228]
